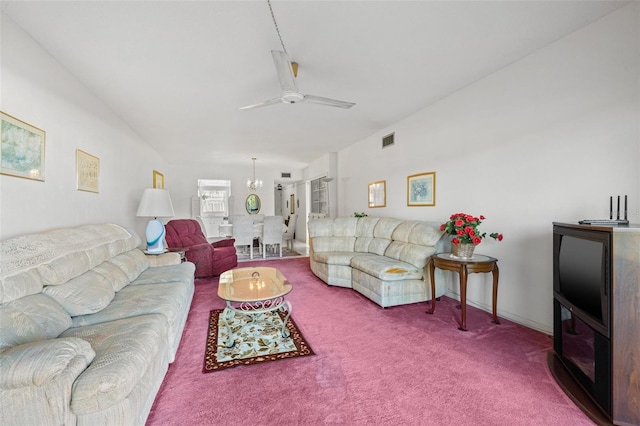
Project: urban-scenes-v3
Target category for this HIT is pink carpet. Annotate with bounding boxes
[147,257,594,425]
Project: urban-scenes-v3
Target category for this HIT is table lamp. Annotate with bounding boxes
[136,188,175,253]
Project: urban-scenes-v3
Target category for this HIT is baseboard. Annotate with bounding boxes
[445,290,552,335]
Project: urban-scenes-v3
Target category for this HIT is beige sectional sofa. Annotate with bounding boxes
[0,224,195,426]
[308,217,447,307]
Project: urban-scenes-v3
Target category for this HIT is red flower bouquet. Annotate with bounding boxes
[440,212,503,245]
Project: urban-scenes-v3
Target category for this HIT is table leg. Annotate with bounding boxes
[459,265,468,331]
[427,257,436,315]
[280,299,292,338]
[221,305,236,348]
[491,264,500,325]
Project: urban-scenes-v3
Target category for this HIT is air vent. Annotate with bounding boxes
[382,132,395,148]
[281,172,291,178]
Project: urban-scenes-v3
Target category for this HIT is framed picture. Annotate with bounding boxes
[153,170,164,189]
[290,193,295,214]
[407,172,436,206]
[368,180,386,208]
[76,149,100,193]
[0,111,46,181]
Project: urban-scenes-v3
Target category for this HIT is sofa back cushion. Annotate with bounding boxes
[309,217,358,253]
[354,217,380,253]
[384,221,444,268]
[0,294,72,349]
[42,270,116,316]
[0,224,137,304]
[108,249,150,282]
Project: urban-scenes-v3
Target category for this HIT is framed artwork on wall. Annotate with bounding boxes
[368,180,386,208]
[407,171,436,206]
[290,193,295,214]
[0,111,46,181]
[153,170,164,189]
[76,149,100,193]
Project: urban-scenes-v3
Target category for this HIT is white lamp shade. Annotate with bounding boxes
[136,188,175,218]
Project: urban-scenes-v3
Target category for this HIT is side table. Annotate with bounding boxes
[167,247,187,262]
[426,253,500,331]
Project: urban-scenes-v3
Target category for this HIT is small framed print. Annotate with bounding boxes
[76,149,100,193]
[0,111,46,181]
[153,170,164,189]
[407,172,435,206]
[368,180,386,208]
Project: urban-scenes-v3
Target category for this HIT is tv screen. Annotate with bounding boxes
[557,235,605,322]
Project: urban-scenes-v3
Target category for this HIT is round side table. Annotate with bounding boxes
[426,253,500,331]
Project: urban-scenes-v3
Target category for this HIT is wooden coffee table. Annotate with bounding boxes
[218,267,292,347]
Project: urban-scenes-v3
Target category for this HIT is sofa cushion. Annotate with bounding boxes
[312,251,357,266]
[131,262,195,286]
[308,217,358,237]
[42,270,116,316]
[0,224,135,304]
[350,254,423,281]
[70,281,193,355]
[0,294,72,349]
[354,237,373,253]
[390,220,444,246]
[0,269,43,305]
[385,242,436,269]
[108,249,149,282]
[373,218,403,239]
[355,217,380,237]
[0,337,94,387]
[368,238,393,256]
[312,236,356,253]
[92,262,130,291]
[61,314,169,414]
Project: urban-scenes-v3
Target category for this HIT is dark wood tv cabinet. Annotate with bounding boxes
[549,223,640,426]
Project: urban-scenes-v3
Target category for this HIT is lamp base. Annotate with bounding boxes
[145,219,166,254]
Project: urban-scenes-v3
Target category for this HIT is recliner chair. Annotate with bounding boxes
[165,219,238,278]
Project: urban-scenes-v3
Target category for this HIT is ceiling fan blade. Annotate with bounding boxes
[271,50,298,93]
[240,97,282,110]
[304,94,355,109]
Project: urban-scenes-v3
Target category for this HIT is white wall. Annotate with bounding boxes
[0,14,164,240]
[338,4,639,333]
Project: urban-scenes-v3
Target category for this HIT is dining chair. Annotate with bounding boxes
[232,216,255,259]
[282,213,298,250]
[259,216,284,258]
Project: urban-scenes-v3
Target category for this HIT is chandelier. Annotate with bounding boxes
[247,157,263,191]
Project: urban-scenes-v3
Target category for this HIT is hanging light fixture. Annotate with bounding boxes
[247,157,263,191]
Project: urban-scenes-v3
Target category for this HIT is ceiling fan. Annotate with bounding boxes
[240,50,355,110]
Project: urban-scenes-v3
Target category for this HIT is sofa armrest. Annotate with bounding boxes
[212,238,235,248]
[0,337,94,389]
[146,252,181,267]
[0,338,95,425]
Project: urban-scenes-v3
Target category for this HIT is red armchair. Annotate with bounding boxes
[165,219,238,278]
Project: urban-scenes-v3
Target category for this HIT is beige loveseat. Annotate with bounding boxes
[308,217,447,307]
[0,224,195,426]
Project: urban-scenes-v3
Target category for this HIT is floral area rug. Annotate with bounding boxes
[203,309,314,373]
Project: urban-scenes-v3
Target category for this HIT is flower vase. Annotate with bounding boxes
[452,243,475,259]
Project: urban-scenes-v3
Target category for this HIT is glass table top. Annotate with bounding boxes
[218,267,291,302]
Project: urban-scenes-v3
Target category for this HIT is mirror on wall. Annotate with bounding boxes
[245,194,261,214]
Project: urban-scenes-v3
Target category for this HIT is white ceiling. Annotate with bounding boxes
[1,1,628,173]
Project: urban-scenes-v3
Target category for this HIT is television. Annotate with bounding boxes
[552,224,612,417]
[553,225,611,337]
